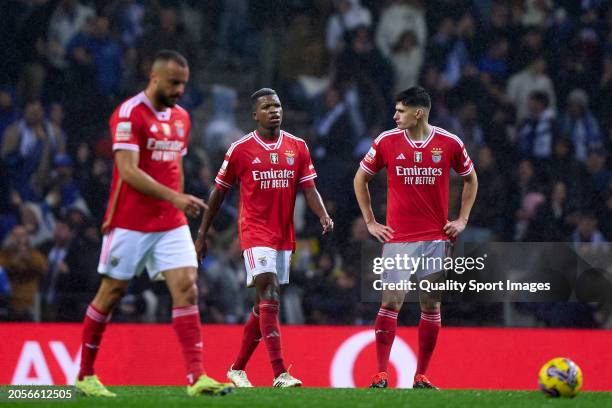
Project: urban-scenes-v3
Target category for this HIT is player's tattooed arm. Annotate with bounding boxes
[444,169,478,238]
[115,150,206,217]
[195,186,227,261]
[354,168,394,243]
[302,187,334,235]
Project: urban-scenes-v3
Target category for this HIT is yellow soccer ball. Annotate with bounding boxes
[538,357,583,398]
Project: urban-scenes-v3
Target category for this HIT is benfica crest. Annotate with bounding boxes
[431,147,443,163]
[285,150,295,165]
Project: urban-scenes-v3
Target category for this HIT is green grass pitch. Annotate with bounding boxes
[2,387,612,407]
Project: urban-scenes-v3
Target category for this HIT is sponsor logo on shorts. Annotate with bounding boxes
[110,257,120,267]
[258,256,267,266]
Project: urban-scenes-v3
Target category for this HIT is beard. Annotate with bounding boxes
[156,89,178,108]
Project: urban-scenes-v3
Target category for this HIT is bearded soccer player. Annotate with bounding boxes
[75,50,233,397]
[195,88,333,388]
[354,86,478,389]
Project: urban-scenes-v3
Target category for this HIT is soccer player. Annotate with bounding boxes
[195,88,333,387]
[75,50,233,397]
[354,86,478,389]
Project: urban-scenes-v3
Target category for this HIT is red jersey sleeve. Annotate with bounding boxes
[359,138,385,175]
[111,110,142,153]
[214,148,240,190]
[181,114,191,157]
[297,142,317,189]
[451,139,474,176]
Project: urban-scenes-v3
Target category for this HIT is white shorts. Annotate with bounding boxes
[97,225,198,281]
[243,247,291,287]
[381,240,450,283]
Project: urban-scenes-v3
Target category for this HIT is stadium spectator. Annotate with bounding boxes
[388,30,423,95]
[524,181,575,242]
[477,37,510,80]
[39,219,73,320]
[326,0,372,54]
[335,26,392,131]
[140,5,197,71]
[200,237,248,323]
[450,100,485,155]
[19,200,55,248]
[66,16,122,98]
[47,0,96,70]
[560,89,603,163]
[203,85,243,155]
[461,146,506,242]
[585,148,612,194]
[44,153,90,217]
[572,213,606,246]
[375,0,426,59]
[507,55,556,122]
[0,225,48,320]
[1,100,65,200]
[518,91,557,160]
[46,0,96,100]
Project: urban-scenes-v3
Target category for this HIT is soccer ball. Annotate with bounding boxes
[538,357,583,398]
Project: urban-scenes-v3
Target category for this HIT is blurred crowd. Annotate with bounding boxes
[0,0,611,328]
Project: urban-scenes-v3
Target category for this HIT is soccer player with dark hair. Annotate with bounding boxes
[354,86,478,389]
[75,50,233,397]
[196,88,333,387]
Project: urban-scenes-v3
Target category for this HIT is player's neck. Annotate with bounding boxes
[405,122,431,141]
[143,88,166,112]
[256,127,280,141]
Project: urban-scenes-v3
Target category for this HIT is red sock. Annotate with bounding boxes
[78,304,111,380]
[233,309,261,370]
[172,305,204,385]
[258,300,286,377]
[375,307,398,373]
[416,311,441,375]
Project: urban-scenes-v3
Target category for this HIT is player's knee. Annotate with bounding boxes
[175,279,198,304]
[259,283,280,302]
[420,299,441,313]
[97,284,127,311]
[382,301,403,312]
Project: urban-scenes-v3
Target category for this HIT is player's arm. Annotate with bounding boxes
[302,187,333,235]
[195,186,227,262]
[115,149,205,217]
[443,170,478,239]
[353,167,394,243]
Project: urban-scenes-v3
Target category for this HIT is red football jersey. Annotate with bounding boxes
[215,130,317,250]
[360,126,474,242]
[102,92,191,233]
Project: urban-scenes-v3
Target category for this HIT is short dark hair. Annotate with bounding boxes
[529,90,549,108]
[395,86,431,109]
[250,88,277,109]
[153,49,188,68]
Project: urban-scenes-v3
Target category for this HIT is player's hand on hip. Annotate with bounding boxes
[443,218,467,239]
[171,193,207,217]
[195,233,208,263]
[320,216,334,235]
[366,220,395,243]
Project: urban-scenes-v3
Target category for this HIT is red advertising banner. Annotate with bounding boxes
[0,324,610,390]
